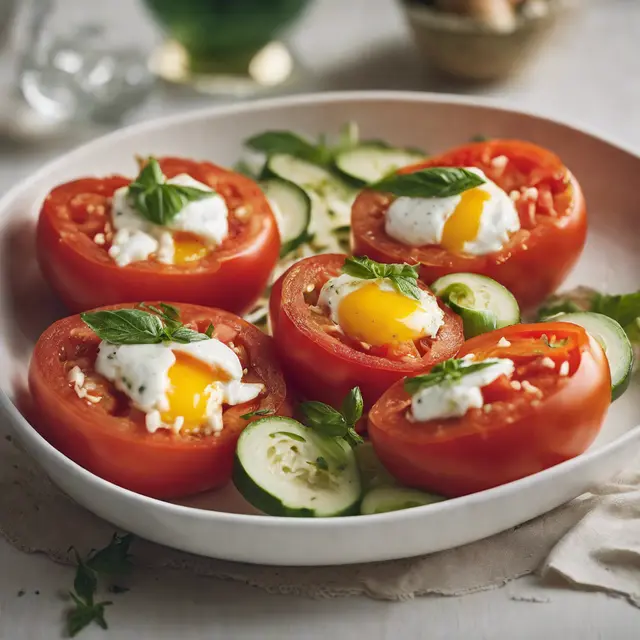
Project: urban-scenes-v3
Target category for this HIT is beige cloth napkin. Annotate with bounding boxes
[1,430,639,603]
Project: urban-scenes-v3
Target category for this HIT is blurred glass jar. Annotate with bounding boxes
[16,0,156,124]
[144,0,311,95]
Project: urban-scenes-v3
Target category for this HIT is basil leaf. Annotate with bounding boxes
[159,303,180,321]
[371,167,485,198]
[342,256,421,301]
[389,276,421,301]
[128,157,214,226]
[245,131,327,164]
[86,533,134,576]
[72,551,97,605]
[169,325,210,343]
[404,358,495,394]
[341,387,363,427]
[205,323,215,338]
[592,292,640,331]
[299,401,348,438]
[67,600,112,637]
[346,427,364,448]
[81,310,165,345]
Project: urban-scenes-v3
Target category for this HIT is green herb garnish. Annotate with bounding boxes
[245,131,331,165]
[241,408,275,420]
[128,157,214,226]
[299,387,364,448]
[81,305,210,345]
[370,167,485,199]
[342,256,421,301]
[404,358,495,394]
[540,334,569,349]
[66,534,133,637]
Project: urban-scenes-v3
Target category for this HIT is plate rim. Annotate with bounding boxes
[2,89,639,531]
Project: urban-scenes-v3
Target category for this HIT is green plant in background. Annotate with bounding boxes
[143,0,310,72]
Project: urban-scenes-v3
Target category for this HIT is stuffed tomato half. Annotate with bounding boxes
[37,157,280,314]
[351,140,587,309]
[368,322,611,497]
[28,302,291,498]
[269,254,464,410]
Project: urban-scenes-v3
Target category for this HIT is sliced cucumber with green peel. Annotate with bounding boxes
[260,178,312,257]
[264,154,357,216]
[233,417,362,518]
[431,273,520,339]
[360,486,446,515]
[334,143,426,186]
[552,311,634,401]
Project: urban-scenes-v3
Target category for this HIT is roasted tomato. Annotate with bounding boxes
[28,302,291,499]
[269,253,464,410]
[368,322,611,497]
[351,140,587,309]
[37,157,280,314]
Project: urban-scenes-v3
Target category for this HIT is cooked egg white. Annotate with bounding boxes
[109,173,229,267]
[409,357,515,422]
[95,338,263,435]
[385,168,520,255]
[317,274,444,347]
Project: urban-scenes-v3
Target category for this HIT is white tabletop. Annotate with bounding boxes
[1,0,640,638]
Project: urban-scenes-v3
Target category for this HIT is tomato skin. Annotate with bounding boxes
[351,140,587,309]
[269,254,464,409]
[368,323,611,497]
[36,158,280,314]
[28,302,292,499]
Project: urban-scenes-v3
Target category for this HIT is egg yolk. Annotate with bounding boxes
[160,352,222,430]
[337,283,423,346]
[173,233,209,265]
[440,187,491,253]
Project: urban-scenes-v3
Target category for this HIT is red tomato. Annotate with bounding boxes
[368,322,611,497]
[269,254,464,410]
[37,157,280,314]
[28,302,292,499]
[351,140,587,309]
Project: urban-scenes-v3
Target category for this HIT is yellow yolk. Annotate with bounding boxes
[440,187,491,253]
[173,234,209,265]
[337,283,423,346]
[160,352,221,431]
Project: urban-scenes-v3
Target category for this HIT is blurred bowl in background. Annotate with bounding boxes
[0,0,17,48]
[144,0,311,96]
[400,0,570,82]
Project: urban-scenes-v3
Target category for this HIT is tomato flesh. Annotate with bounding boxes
[351,140,587,309]
[37,158,280,314]
[269,253,464,410]
[28,302,292,499]
[368,323,611,497]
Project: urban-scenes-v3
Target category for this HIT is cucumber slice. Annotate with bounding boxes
[264,154,357,220]
[334,143,426,186]
[260,178,312,257]
[233,417,362,518]
[360,486,446,515]
[553,311,634,401]
[431,273,520,338]
[354,442,398,491]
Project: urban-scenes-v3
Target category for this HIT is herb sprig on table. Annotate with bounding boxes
[66,533,134,637]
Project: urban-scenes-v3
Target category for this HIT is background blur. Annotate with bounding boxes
[0,0,636,186]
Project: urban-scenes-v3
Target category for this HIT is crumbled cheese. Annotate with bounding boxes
[510,380,522,390]
[540,357,556,369]
[68,366,101,403]
[93,233,106,246]
[521,380,543,397]
[235,205,250,220]
[559,361,570,376]
[509,190,521,201]
[491,155,508,170]
[172,416,185,434]
[497,337,511,348]
[522,187,539,200]
[462,353,475,361]
[145,410,162,433]
[305,284,315,293]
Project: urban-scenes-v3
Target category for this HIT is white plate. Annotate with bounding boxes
[1,91,639,566]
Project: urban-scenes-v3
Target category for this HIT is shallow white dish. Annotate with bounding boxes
[1,91,639,566]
